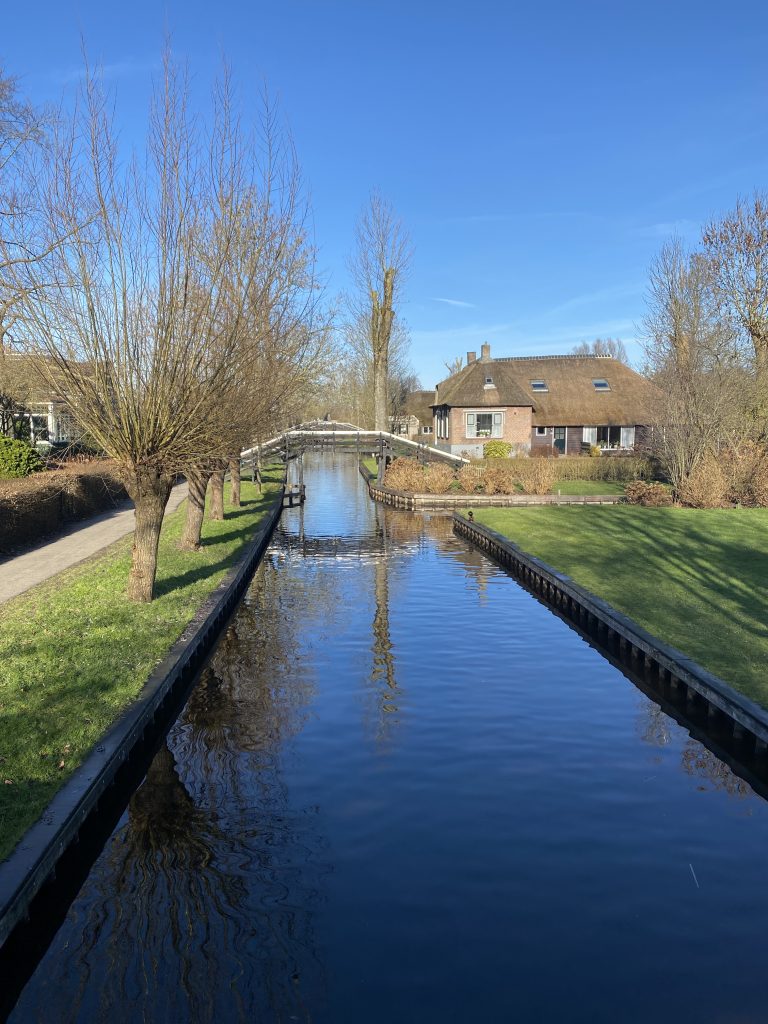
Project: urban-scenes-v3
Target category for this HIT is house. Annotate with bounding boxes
[390,390,436,439]
[429,343,656,458]
[0,351,81,443]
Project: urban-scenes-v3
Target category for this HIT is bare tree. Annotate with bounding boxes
[348,191,412,430]
[443,354,463,375]
[571,337,629,363]
[641,238,747,493]
[7,56,265,600]
[702,193,768,425]
[0,67,47,354]
[179,104,332,548]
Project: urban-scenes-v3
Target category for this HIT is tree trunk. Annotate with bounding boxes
[228,458,241,507]
[179,465,212,551]
[373,348,389,433]
[209,466,225,521]
[371,269,394,431]
[122,466,174,603]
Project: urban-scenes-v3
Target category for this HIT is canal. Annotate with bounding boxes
[10,453,768,1022]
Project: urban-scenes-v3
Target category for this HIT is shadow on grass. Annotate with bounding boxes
[153,552,241,598]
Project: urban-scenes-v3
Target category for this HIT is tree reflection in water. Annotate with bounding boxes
[12,557,328,1024]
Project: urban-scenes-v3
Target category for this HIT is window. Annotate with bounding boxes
[476,413,493,436]
[530,380,548,392]
[485,376,493,385]
[597,425,621,448]
[466,410,503,438]
[536,426,547,436]
[620,426,635,448]
[583,426,597,445]
[422,425,432,434]
[592,378,610,391]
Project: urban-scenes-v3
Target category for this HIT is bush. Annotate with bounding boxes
[483,440,512,459]
[519,459,557,495]
[483,463,517,495]
[0,437,44,479]
[723,442,768,507]
[679,456,728,508]
[457,464,483,493]
[423,462,456,493]
[383,457,426,492]
[625,480,673,507]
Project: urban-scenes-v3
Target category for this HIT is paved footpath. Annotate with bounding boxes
[0,482,188,605]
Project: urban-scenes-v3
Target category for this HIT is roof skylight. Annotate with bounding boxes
[530,380,548,392]
[592,378,610,391]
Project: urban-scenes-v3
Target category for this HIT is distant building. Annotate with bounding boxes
[426,344,656,458]
[0,352,81,443]
[389,390,436,439]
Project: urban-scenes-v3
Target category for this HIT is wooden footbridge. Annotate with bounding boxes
[241,420,468,504]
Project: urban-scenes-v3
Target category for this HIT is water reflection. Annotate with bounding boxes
[11,454,768,1024]
[12,559,328,1023]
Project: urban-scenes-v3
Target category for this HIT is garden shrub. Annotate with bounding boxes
[723,442,768,507]
[0,437,44,479]
[483,440,512,459]
[423,462,456,494]
[519,459,556,495]
[383,457,425,492]
[679,456,728,508]
[624,480,673,507]
[457,464,483,493]
[483,463,517,495]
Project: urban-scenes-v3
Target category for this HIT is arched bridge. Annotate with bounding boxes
[241,420,468,466]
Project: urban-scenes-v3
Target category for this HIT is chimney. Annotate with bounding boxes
[466,351,476,364]
[480,342,491,362]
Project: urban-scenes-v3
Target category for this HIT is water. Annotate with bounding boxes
[10,454,768,1023]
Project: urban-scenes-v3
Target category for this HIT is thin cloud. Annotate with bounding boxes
[430,296,476,309]
[55,57,158,86]
[543,282,644,317]
[633,219,700,240]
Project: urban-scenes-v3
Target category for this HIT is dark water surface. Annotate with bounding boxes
[11,455,768,1023]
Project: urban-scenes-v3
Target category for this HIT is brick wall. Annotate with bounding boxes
[448,406,532,450]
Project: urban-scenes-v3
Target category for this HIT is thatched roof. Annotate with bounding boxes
[433,353,656,425]
[402,390,436,425]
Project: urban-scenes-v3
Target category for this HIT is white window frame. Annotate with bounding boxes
[620,426,635,449]
[535,426,548,436]
[583,426,597,445]
[465,409,504,439]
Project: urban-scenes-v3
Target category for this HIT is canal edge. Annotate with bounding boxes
[359,459,622,510]
[453,512,768,753]
[0,484,286,950]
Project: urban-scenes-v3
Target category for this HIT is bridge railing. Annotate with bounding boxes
[242,424,468,465]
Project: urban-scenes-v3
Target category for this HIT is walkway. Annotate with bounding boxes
[0,482,188,605]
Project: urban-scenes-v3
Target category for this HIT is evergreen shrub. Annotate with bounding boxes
[0,437,44,479]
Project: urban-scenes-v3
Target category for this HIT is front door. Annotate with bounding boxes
[553,426,566,454]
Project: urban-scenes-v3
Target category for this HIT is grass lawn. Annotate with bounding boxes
[361,456,378,475]
[468,505,768,709]
[0,473,281,862]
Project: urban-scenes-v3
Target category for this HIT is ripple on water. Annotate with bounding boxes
[11,454,768,1024]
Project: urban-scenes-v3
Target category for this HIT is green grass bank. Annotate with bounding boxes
[468,506,768,709]
[0,474,280,862]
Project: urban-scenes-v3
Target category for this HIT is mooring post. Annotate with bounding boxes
[377,434,385,484]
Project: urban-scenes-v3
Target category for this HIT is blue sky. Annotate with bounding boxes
[4,0,768,387]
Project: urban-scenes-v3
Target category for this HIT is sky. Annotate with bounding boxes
[3,0,768,388]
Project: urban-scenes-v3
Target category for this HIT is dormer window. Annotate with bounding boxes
[485,376,493,385]
[530,380,548,392]
[592,378,610,391]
